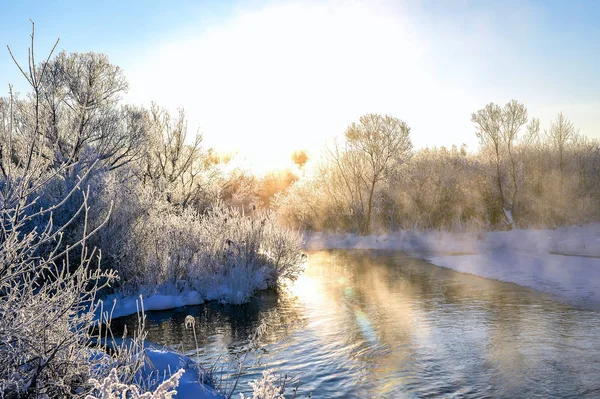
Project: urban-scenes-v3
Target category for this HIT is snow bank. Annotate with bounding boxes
[99,268,270,320]
[304,230,480,253]
[305,225,600,310]
[99,290,205,320]
[143,343,223,399]
[429,251,600,310]
[93,339,223,399]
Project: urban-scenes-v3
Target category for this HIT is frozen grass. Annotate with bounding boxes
[85,368,184,399]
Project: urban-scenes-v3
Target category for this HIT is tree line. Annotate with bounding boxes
[275,103,600,233]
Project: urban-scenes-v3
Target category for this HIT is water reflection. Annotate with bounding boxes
[114,250,600,398]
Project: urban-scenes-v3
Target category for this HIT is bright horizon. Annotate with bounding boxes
[2,0,599,174]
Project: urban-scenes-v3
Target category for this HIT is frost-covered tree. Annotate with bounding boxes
[291,150,309,172]
[140,104,222,210]
[276,102,600,231]
[547,112,577,184]
[328,113,412,234]
[471,100,528,227]
[1,23,149,397]
[257,169,298,207]
[27,50,149,171]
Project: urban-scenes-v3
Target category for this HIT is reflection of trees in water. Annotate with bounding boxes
[112,287,308,359]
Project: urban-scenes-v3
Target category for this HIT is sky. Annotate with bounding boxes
[1,0,599,173]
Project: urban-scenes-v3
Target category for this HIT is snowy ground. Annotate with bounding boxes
[304,225,600,310]
[143,343,223,399]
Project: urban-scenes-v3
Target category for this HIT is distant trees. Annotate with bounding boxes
[277,104,600,232]
[471,100,528,227]
[325,113,412,233]
[384,144,486,230]
[291,150,309,170]
[258,169,298,207]
[547,112,577,184]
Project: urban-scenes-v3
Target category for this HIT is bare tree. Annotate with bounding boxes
[547,111,577,185]
[472,103,506,223]
[141,104,220,209]
[329,113,412,234]
[524,117,540,146]
[472,100,527,226]
[501,100,528,221]
[31,50,149,170]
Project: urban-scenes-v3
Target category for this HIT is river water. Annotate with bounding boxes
[114,250,600,398]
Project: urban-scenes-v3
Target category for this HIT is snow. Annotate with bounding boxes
[92,338,223,398]
[142,343,223,399]
[503,208,514,226]
[99,268,271,320]
[99,290,205,320]
[304,225,600,310]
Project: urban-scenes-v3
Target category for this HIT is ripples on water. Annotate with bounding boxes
[113,250,600,398]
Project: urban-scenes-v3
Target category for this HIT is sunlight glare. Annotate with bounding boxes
[125,1,445,173]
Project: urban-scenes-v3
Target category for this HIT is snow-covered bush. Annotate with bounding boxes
[0,112,147,397]
[85,368,184,399]
[238,371,286,399]
[118,201,304,304]
[88,169,156,275]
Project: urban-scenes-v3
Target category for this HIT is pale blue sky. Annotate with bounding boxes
[1,0,599,171]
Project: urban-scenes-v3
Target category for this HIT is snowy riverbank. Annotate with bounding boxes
[143,343,223,399]
[98,267,271,319]
[304,225,600,310]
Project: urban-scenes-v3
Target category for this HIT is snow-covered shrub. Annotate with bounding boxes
[0,156,155,396]
[0,133,149,397]
[89,169,156,276]
[196,203,304,287]
[118,201,304,304]
[260,217,305,284]
[85,368,184,399]
[238,370,285,399]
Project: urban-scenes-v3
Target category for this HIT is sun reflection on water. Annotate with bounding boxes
[114,250,600,398]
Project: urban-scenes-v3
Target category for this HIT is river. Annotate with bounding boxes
[114,250,600,398]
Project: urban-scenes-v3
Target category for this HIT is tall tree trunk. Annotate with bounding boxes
[495,156,505,208]
[364,179,376,235]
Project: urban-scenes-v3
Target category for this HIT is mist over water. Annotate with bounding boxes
[115,250,600,398]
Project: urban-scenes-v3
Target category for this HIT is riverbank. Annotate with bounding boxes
[98,271,269,319]
[304,225,600,310]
